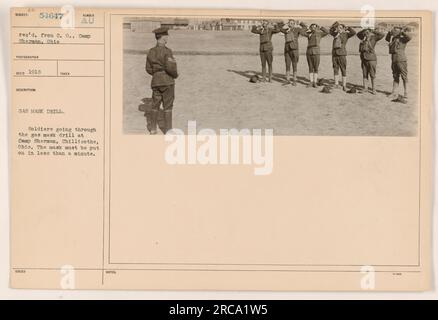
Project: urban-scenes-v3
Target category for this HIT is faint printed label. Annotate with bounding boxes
[360,5,375,29]
[360,265,376,290]
[60,265,75,289]
[61,5,75,29]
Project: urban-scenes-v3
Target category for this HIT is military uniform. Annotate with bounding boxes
[145,27,178,134]
[302,25,329,74]
[329,25,356,77]
[251,24,281,81]
[386,30,411,83]
[357,29,385,80]
[280,24,303,80]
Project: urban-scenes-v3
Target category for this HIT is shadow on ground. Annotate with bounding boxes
[227,69,392,95]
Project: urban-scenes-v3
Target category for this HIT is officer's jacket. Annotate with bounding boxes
[330,26,356,56]
[280,26,303,51]
[251,25,280,52]
[357,30,385,61]
[145,44,178,88]
[302,27,330,55]
[385,31,411,62]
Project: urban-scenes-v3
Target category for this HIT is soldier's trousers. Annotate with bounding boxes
[332,55,347,76]
[306,53,320,73]
[152,85,174,112]
[151,85,175,132]
[285,49,299,73]
[361,59,377,79]
[391,61,408,83]
[260,50,273,75]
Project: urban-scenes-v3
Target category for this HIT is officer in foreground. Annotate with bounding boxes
[145,27,178,134]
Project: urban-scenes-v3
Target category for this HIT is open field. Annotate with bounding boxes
[123,29,419,136]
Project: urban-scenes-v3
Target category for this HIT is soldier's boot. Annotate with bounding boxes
[342,76,347,91]
[361,78,369,93]
[268,66,273,82]
[164,110,173,134]
[334,74,340,88]
[313,73,319,88]
[390,81,399,99]
[261,66,267,82]
[370,78,377,95]
[285,70,291,83]
[402,80,408,99]
[307,73,314,88]
[149,110,158,135]
[292,72,297,86]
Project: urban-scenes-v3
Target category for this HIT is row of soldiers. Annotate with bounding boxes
[143,23,412,135]
[251,20,411,100]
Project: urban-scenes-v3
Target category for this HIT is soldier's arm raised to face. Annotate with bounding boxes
[356,29,366,40]
[320,26,330,37]
[400,29,412,43]
[347,26,356,38]
[251,25,262,34]
[298,23,309,37]
[299,28,307,37]
[329,25,337,36]
[298,21,308,34]
[280,25,289,34]
[329,21,339,36]
[271,23,282,34]
[385,31,392,42]
[373,29,385,41]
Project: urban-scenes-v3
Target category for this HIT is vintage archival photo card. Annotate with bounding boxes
[10,8,432,291]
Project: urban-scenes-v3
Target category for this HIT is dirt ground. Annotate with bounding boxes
[123,29,419,136]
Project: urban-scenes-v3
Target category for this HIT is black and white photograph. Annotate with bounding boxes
[123,16,420,136]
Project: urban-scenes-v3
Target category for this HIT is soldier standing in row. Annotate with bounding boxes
[357,27,385,95]
[280,19,305,86]
[329,22,356,91]
[386,26,411,102]
[251,20,281,82]
[301,23,330,88]
[145,27,178,134]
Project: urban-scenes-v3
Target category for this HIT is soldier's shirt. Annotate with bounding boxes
[251,25,280,52]
[330,27,356,56]
[357,30,385,61]
[281,26,302,50]
[303,27,330,55]
[145,44,178,88]
[386,31,412,62]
